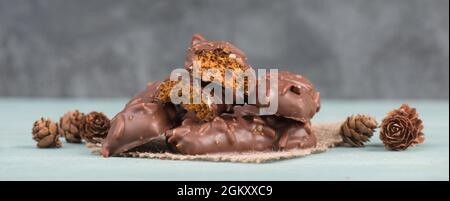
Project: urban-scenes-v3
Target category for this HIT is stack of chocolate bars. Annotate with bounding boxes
[102,34,321,157]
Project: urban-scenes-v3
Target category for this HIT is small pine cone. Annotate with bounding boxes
[59,110,85,143]
[81,112,111,143]
[340,114,378,147]
[32,118,62,148]
[380,104,424,151]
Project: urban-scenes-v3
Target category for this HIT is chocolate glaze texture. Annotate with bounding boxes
[255,71,321,123]
[184,33,250,71]
[264,116,316,150]
[125,81,160,107]
[165,115,276,155]
[102,82,176,157]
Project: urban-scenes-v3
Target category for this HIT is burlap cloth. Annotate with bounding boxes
[87,122,343,163]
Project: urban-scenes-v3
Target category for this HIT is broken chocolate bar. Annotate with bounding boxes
[253,71,321,123]
[185,34,253,94]
[102,82,177,157]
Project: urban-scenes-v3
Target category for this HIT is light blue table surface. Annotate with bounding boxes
[0,98,448,181]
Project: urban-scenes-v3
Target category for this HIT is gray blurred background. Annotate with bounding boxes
[0,0,448,99]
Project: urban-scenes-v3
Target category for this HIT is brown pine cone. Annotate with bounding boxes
[380,104,424,150]
[59,110,85,143]
[340,114,378,147]
[32,118,62,148]
[81,112,111,143]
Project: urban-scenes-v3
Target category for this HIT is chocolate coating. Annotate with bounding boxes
[165,115,276,155]
[232,104,260,117]
[185,34,250,70]
[255,71,321,123]
[126,81,160,107]
[102,82,176,157]
[264,116,316,150]
[101,35,322,156]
